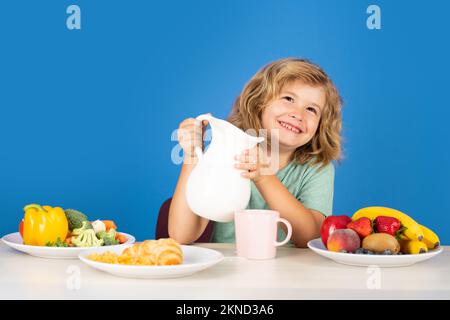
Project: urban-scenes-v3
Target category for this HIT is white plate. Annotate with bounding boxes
[1,232,135,259]
[307,238,443,267]
[79,244,224,279]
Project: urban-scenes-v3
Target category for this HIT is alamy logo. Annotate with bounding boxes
[367,5,381,30]
[66,265,81,290]
[366,265,381,289]
[66,5,81,30]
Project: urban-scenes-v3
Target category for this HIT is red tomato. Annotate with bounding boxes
[19,220,24,237]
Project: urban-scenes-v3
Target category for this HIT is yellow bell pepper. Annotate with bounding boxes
[22,204,69,246]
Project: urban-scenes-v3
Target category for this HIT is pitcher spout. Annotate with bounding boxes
[248,135,265,144]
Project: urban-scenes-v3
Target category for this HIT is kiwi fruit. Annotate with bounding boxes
[362,233,400,254]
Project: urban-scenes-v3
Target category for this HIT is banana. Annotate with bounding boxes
[352,207,424,241]
[399,239,428,254]
[420,225,440,249]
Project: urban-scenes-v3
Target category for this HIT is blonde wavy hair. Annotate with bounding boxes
[228,58,343,168]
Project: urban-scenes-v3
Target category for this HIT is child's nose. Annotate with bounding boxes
[288,112,303,122]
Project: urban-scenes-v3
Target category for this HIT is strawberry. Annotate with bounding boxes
[374,216,401,237]
[347,217,373,238]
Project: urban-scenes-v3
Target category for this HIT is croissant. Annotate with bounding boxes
[119,238,183,266]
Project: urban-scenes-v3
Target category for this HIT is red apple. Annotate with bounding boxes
[321,215,352,245]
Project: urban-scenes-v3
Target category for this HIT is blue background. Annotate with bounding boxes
[1,0,449,244]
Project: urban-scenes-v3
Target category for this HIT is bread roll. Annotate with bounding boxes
[119,238,183,266]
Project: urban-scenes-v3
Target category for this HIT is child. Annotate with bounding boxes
[169,58,342,248]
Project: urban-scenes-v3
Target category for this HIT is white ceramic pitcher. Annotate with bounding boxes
[185,114,264,222]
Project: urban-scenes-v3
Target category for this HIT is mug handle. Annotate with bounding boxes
[275,218,292,246]
[194,114,211,160]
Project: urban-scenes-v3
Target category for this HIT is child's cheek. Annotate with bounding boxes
[260,109,272,130]
[310,116,321,133]
[262,104,284,128]
[306,123,320,141]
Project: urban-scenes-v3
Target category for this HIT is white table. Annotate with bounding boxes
[1,242,449,300]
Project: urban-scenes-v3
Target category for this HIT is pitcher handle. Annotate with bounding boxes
[196,114,212,122]
[194,114,212,161]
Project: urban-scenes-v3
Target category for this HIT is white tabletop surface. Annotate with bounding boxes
[1,242,449,300]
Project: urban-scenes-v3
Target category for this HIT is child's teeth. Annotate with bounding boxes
[280,121,300,133]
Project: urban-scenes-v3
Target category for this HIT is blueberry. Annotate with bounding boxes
[366,250,374,255]
[382,249,392,255]
[355,248,364,254]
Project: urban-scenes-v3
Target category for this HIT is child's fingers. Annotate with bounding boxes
[236,147,259,161]
[190,120,204,136]
[240,171,257,179]
[200,113,212,126]
[259,162,270,169]
[178,115,212,156]
[181,113,211,128]
[178,125,203,155]
[234,154,258,163]
[240,147,259,158]
[180,121,202,135]
[179,126,201,141]
[179,118,196,126]
[234,162,258,171]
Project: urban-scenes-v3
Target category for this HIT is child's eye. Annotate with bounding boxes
[283,96,294,103]
[307,107,318,114]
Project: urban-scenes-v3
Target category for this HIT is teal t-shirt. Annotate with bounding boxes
[211,160,335,243]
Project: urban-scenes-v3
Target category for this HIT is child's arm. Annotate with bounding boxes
[254,175,325,248]
[235,149,325,248]
[168,118,210,244]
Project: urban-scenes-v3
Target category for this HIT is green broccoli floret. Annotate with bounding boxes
[45,237,68,247]
[72,229,104,247]
[72,221,93,236]
[65,209,89,231]
[96,229,119,246]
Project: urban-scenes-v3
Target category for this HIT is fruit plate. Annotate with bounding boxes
[307,238,443,267]
[79,244,224,279]
[1,232,135,259]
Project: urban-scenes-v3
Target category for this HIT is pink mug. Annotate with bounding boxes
[234,209,293,259]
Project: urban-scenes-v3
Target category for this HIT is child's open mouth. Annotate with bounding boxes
[278,120,302,134]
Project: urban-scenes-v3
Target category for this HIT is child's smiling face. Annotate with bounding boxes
[261,80,326,153]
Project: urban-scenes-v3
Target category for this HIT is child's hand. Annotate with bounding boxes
[234,146,272,182]
[177,114,210,162]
